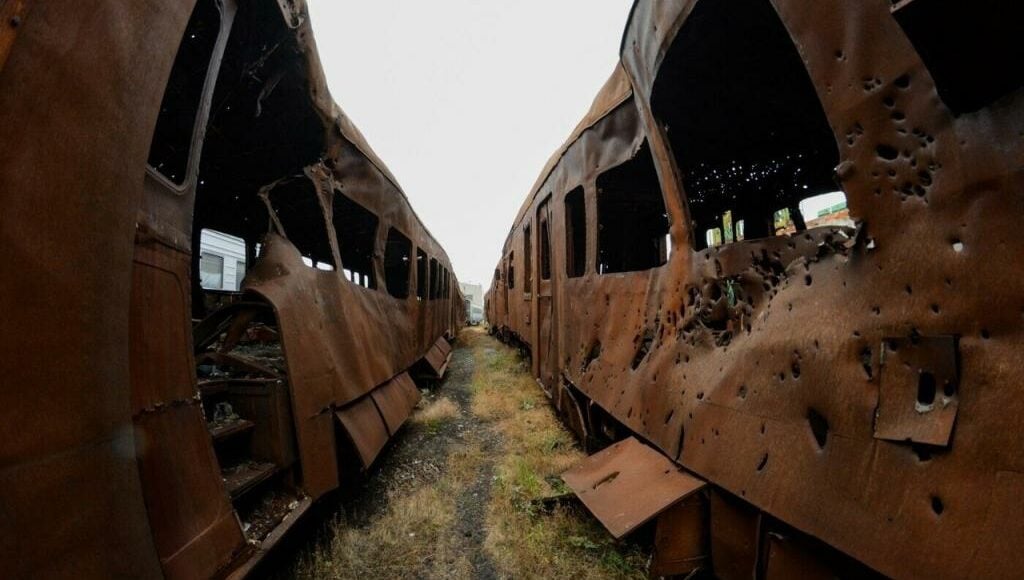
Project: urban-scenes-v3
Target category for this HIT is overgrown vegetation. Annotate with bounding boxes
[465,329,648,579]
[292,327,647,579]
[412,396,460,433]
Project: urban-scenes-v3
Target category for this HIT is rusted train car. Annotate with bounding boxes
[488,0,1023,577]
[1,1,461,578]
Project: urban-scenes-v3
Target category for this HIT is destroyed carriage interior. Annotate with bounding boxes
[136,0,460,574]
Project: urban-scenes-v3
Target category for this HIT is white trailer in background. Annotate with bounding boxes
[199,229,247,291]
[459,281,485,325]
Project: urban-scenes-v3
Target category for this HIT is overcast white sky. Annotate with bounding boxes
[307,1,634,286]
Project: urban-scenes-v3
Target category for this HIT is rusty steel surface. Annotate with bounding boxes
[489,0,1024,577]
[561,437,705,539]
[1,0,462,578]
[650,495,708,577]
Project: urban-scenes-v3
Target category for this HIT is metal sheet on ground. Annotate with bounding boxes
[562,437,706,539]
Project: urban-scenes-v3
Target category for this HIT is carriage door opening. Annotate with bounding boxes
[535,196,557,393]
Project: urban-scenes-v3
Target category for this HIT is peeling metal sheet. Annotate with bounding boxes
[370,372,421,435]
[334,396,389,471]
[875,335,959,446]
[562,437,706,539]
[334,371,421,470]
[422,336,453,379]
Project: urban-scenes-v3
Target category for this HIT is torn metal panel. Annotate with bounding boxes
[562,437,706,539]
[421,335,453,379]
[875,335,959,446]
[335,396,389,470]
[371,372,421,435]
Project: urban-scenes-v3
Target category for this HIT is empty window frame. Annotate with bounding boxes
[596,142,669,274]
[268,179,335,269]
[523,224,533,293]
[148,0,224,184]
[892,0,1024,115]
[507,252,515,290]
[199,252,224,290]
[564,186,587,278]
[429,258,440,300]
[651,0,842,251]
[416,249,428,300]
[384,227,412,298]
[333,191,378,289]
[235,260,246,290]
[539,203,552,281]
[524,225,532,293]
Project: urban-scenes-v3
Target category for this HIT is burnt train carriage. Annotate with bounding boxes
[0,1,460,578]
[488,0,1024,577]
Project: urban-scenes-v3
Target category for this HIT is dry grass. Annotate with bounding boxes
[293,327,646,579]
[294,439,486,580]
[412,396,461,431]
[464,328,648,579]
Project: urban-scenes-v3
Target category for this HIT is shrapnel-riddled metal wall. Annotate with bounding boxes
[487,0,1024,577]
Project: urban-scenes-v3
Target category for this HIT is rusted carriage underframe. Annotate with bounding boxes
[489,0,1024,578]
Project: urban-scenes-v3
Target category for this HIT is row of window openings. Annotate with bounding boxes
[199,192,452,301]
[500,184,849,289]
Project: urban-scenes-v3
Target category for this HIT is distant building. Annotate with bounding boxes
[199,229,247,291]
[459,281,484,325]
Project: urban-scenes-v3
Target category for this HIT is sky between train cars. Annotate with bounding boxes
[308,0,635,287]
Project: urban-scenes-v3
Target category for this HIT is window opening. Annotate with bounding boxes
[267,179,334,269]
[539,205,552,281]
[235,260,246,290]
[596,142,669,273]
[523,224,533,293]
[416,249,428,300]
[892,0,1024,115]
[429,258,440,300]
[507,252,515,289]
[333,191,378,289]
[200,252,224,290]
[652,0,843,251]
[384,227,412,299]
[564,186,587,278]
[148,0,223,184]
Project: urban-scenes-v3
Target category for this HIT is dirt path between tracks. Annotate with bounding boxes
[286,327,648,579]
